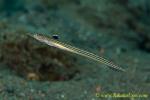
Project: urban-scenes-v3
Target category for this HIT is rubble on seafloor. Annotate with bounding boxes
[0,32,79,81]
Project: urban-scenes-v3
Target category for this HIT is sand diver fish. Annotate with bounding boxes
[28,33,125,72]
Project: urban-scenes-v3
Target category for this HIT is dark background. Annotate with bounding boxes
[0,0,150,99]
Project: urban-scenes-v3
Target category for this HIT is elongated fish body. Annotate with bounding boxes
[29,33,125,72]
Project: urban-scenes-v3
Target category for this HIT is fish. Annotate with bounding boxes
[28,33,125,72]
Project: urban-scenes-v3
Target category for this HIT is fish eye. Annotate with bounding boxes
[52,35,59,40]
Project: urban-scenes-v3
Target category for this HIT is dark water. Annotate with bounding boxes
[0,0,150,99]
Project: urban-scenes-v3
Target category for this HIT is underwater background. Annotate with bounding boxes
[0,0,150,99]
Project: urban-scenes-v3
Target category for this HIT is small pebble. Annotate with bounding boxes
[61,94,65,98]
